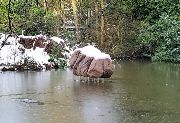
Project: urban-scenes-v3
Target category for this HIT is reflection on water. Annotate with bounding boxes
[0,61,180,123]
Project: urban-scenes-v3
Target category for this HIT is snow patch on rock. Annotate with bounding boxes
[50,36,64,44]
[0,33,68,70]
[24,48,50,65]
[75,45,111,60]
[0,37,50,65]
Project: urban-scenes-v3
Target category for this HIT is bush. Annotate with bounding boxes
[139,14,180,62]
[49,46,67,69]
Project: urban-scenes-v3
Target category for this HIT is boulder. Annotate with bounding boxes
[76,56,94,77]
[44,41,54,53]
[33,37,46,50]
[69,47,113,78]
[73,53,86,75]
[101,58,113,78]
[19,38,34,49]
[69,50,81,68]
[86,58,113,78]
[87,59,104,78]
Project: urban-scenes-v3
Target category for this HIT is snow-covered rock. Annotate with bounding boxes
[0,33,69,71]
[76,45,111,60]
[50,36,64,43]
[69,45,113,78]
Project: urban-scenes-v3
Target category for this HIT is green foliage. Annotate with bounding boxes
[0,0,55,35]
[104,0,180,61]
[49,46,67,69]
[0,0,179,63]
[61,29,76,48]
[134,0,180,62]
[0,0,8,31]
[104,0,142,57]
[139,14,180,62]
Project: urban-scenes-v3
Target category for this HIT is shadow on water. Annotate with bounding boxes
[0,61,180,123]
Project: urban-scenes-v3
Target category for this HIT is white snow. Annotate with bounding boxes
[75,45,111,60]
[0,32,111,70]
[0,33,6,43]
[50,36,64,44]
[0,33,56,67]
[19,35,36,39]
[18,33,47,40]
[24,48,50,65]
[0,36,50,65]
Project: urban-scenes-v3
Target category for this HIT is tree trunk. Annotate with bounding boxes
[95,3,99,44]
[71,0,80,42]
[100,0,104,47]
[60,0,66,31]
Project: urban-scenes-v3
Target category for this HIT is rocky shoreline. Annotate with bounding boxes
[0,33,69,71]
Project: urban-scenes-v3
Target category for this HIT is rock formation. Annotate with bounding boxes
[0,34,68,71]
[69,46,113,78]
[19,37,35,49]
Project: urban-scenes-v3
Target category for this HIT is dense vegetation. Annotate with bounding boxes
[0,0,179,62]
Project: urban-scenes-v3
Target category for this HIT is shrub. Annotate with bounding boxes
[139,14,180,62]
[49,46,67,69]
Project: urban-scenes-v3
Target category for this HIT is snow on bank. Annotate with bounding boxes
[23,48,50,65]
[0,33,16,45]
[50,36,64,43]
[0,33,67,67]
[74,45,111,60]
[0,38,50,65]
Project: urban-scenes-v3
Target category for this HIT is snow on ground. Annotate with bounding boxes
[75,45,111,60]
[0,32,111,68]
[0,33,66,66]
[0,37,50,65]
[18,33,47,40]
[24,48,50,65]
[18,35,36,39]
[0,33,6,43]
[50,36,64,43]
[0,44,21,65]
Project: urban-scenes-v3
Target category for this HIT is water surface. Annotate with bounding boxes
[0,60,180,123]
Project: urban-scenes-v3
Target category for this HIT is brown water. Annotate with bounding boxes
[0,60,180,123]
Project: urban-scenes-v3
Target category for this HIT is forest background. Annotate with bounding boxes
[0,0,179,62]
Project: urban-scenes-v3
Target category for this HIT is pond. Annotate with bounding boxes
[0,60,180,123]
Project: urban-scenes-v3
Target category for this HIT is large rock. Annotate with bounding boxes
[33,37,46,50]
[69,49,113,78]
[72,53,86,75]
[19,38,34,49]
[44,41,54,53]
[87,59,104,78]
[76,56,94,77]
[100,58,113,78]
[69,50,81,68]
